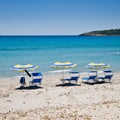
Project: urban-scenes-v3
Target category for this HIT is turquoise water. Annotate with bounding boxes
[0,36,120,77]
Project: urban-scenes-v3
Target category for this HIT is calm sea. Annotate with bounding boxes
[0,36,120,77]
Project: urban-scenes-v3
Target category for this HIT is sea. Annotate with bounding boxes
[0,36,120,77]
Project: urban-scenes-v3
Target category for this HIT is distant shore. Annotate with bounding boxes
[79,29,120,36]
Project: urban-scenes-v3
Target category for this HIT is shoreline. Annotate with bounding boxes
[0,71,120,79]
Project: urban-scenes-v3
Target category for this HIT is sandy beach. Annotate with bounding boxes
[0,73,120,120]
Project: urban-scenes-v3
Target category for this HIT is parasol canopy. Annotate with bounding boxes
[87,62,110,70]
[51,61,77,79]
[11,64,38,77]
[11,64,38,71]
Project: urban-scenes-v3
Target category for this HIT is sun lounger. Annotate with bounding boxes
[82,75,97,84]
[97,70,113,83]
[20,77,26,87]
[61,72,79,84]
[82,71,97,84]
[29,72,43,86]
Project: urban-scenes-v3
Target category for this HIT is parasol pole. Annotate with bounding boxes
[62,67,64,80]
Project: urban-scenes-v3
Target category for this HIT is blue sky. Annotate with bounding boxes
[0,0,120,35]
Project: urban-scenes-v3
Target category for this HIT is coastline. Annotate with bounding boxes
[79,34,120,36]
[79,29,120,36]
[0,72,120,120]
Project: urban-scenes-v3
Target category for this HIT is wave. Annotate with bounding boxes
[0,48,45,51]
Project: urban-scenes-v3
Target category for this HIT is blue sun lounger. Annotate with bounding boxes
[82,75,97,83]
[82,71,97,84]
[29,72,43,86]
[97,70,113,83]
[61,72,80,84]
[20,77,26,87]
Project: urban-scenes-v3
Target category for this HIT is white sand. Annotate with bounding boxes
[0,73,120,120]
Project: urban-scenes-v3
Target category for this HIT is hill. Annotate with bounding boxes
[80,29,120,36]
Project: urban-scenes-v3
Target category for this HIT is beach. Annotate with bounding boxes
[0,73,120,120]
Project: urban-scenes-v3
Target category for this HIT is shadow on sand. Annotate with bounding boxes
[56,83,81,87]
[16,86,43,90]
[83,81,112,85]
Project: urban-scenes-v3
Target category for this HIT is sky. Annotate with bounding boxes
[0,0,120,35]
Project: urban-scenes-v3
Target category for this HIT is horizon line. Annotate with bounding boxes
[0,35,79,37]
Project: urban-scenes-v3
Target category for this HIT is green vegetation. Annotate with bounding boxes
[80,29,120,36]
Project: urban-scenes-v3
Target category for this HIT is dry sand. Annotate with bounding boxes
[0,73,120,120]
